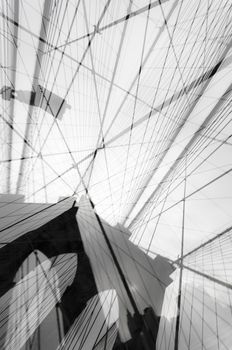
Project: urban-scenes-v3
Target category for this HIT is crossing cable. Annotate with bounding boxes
[179,264,232,291]
[92,294,116,349]
[11,1,78,196]
[74,165,141,320]
[131,104,232,243]
[50,49,232,193]
[128,0,232,213]
[78,293,114,350]
[0,10,154,112]
[80,0,122,221]
[0,123,230,242]
[182,284,231,350]
[125,0,219,214]
[174,224,232,264]
[0,110,76,195]
[125,44,232,227]
[132,109,232,235]
[102,0,179,142]
[84,0,134,222]
[61,296,98,349]
[171,275,230,350]
[75,203,137,314]
[18,0,135,218]
[54,0,169,51]
[1,254,76,348]
[113,4,232,205]
[146,164,232,230]
[118,0,153,218]
[148,249,232,292]
[132,132,231,245]
[157,262,231,349]
[34,251,72,332]
[137,159,178,247]
[3,0,68,194]
[1,259,76,344]
[30,0,80,156]
[17,0,114,195]
[128,79,232,229]
[92,323,117,350]
[72,298,101,350]
[64,293,112,350]
[2,2,230,142]
[17,0,77,194]
[130,3,216,235]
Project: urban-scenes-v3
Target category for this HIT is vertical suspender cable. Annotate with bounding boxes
[174,156,187,350]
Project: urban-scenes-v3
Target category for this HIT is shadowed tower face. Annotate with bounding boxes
[0,195,174,349]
